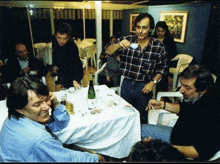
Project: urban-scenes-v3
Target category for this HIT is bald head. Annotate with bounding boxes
[15,44,28,60]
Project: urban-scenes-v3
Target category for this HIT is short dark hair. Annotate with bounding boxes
[109,35,117,42]
[134,13,155,35]
[128,139,187,162]
[7,77,49,120]
[55,23,73,37]
[180,64,214,91]
[153,21,171,38]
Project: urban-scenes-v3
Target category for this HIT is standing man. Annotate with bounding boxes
[0,77,105,162]
[52,23,83,89]
[142,64,220,161]
[1,43,47,83]
[105,13,168,123]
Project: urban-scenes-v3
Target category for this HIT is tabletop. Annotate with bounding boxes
[53,85,141,158]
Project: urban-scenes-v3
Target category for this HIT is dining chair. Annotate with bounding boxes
[148,91,183,126]
[33,43,47,66]
[169,54,193,91]
[84,44,97,69]
[74,38,82,47]
[80,58,87,86]
[211,73,217,83]
[45,42,52,65]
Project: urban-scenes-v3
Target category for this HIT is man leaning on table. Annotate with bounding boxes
[142,64,220,161]
[51,23,83,89]
[0,77,105,162]
[105,13,168,124]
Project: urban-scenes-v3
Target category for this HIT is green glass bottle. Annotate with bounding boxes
[88,72,96,109]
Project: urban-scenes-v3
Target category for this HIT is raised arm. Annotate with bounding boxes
[105,39,130,55]
[147,99,180,114]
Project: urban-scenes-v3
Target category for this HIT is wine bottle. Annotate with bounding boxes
[88,72,96,109]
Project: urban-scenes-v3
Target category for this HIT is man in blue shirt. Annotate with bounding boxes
[0,77,105,162]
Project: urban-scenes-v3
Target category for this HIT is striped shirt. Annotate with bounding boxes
[113,34,168,82]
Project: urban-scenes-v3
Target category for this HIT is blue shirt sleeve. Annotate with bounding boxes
[30,138,98,162]
[46,104,70,132]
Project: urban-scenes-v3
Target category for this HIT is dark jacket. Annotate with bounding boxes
[162,36,177,61]
[52,35,83,88]
[1,55,47,83]
[171,82,220,161]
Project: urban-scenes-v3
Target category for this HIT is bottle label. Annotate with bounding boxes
[88,98,96,109]
[88,90,95,99]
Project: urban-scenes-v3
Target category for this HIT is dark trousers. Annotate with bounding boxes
[98,74,114,88]
[121,78,152,124]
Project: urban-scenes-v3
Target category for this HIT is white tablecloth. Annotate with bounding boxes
[53,85,141,158]
[0,100,7,130]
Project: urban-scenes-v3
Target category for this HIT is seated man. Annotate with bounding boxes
[0,77,105,162]
[99,36,120,88]
[1,43,47,83]
[142,64,220,161]
[127,139,187,162]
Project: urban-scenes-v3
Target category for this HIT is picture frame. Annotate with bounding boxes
[160,11,189,43]
[130,13,139,33]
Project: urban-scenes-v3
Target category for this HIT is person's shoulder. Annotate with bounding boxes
[150,37,164,47]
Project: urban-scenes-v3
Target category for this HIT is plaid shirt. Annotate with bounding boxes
[112,34,168,82]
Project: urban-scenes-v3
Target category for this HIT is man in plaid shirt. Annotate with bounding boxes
[105,13,168,123]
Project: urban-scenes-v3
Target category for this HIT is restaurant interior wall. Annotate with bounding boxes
[121,3,212,63]
[201,2,220,77]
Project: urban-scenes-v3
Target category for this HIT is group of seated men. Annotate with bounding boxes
[0,56,219,162]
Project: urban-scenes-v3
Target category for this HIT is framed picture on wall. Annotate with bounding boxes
[160,11,189,43]
[130,14,139,33]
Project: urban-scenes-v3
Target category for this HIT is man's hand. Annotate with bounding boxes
[73,80,81,89]
[106,75,110,82]
[23,67,30,74]
[119,39,131,49]
[97,154,105,162]
[142,81,155,94]
[49,92,59,108]
[146,99,163,110]
[144,137,153,143]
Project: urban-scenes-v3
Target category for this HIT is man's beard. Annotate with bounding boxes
[183,92,201,103]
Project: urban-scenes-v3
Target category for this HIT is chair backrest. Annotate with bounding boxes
[148,91,183,126]
[95,62,107,85]
[85,44,96,59]
[156,92,183,102]
[175,54,193,73]
[211,73,217,83]
[74,39,82,47]
[82,38,96,44]
[33,42,46,49]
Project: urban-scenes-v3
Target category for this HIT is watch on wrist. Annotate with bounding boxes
[151,79,157,84]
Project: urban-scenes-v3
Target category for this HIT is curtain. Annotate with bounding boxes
[52,9,122,20]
